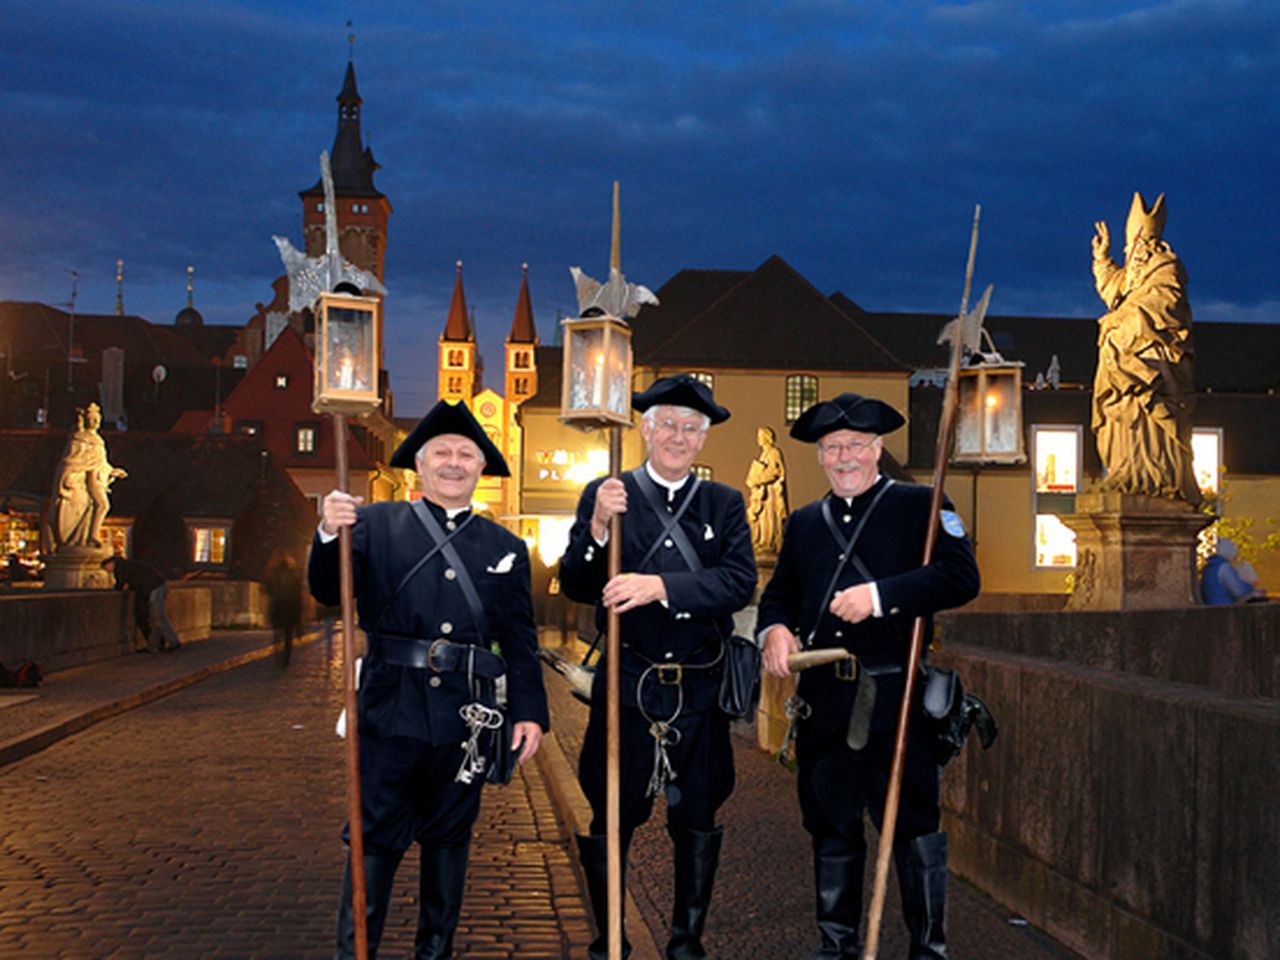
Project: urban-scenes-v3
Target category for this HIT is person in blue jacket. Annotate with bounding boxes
[310,399,549,960]
[758,393,980,960]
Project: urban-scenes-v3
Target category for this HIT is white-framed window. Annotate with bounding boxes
[785,374,818,424]
[190,524,230,565]
[1031,425,1082,568]
[295,423,318,455]
[688,371,714,390]
[1192,427,1223,497]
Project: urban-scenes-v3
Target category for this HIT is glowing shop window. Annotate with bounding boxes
[1191,429,1222,496]
[1033,427,1080,493]
[1035,514,1077,568]
[193,527,228,564]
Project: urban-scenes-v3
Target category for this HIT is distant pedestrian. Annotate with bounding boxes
[100,556,181,653]
[758,393,980,959]
[265,550,304,667]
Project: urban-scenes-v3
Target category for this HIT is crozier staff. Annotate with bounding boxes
[310,399,549,960]
[559,374,756,960]
[757,394,979,960]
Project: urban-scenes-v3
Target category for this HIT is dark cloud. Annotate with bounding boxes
[2,0,1276,416]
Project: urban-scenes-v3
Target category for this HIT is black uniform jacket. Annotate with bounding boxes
[756,476,980,734]
[558,470,757,714]
[309,500,550,745]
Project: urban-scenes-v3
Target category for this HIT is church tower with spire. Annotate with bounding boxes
[298,41,392,282]
[438,261,477,402]
[504,263,539,405]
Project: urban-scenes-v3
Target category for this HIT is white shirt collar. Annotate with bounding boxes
[644,460,690,493]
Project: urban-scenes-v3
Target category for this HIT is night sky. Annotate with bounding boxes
[3,1,1277,415]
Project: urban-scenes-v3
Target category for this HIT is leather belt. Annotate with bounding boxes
[835,657,903,680]
[371,636,505,678]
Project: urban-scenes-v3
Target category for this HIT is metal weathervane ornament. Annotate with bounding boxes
[273,151,387,314]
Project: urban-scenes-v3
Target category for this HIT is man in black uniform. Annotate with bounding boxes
[310,400,549,960]
[757,394,980,960]
[559,375,756,960]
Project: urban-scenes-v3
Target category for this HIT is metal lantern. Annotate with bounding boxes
[559,314,633,428]
[953,359,1026,464]
[313,292,382,415]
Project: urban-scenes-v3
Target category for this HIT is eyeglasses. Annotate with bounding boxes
[654,419,706,439]
[818,438,878,458]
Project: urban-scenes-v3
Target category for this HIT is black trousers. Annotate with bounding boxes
[344,732,486,854]
[796,716,941,845]
[579,700,734,839]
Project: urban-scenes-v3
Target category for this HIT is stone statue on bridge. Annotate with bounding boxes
[1090,191,1201,506]
[49,403,127,551]
[746,425,788,555]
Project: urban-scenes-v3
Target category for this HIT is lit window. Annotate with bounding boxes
[1191,428,1223,496]
[784,374,818,424]
[296,424,318,454]
[274,374,289,390]
[693,464,713,482]
[233,355,248,369]
[689,372,714,390]
[447,349,465,369]
[1031,425,1082,568]
[316,202,324,212]
[235,421,262,437]
[1035,514,1077,568]
[191,526,229,565]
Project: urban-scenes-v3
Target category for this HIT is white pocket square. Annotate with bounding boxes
[703,524,715,541]
[487,552,517,574]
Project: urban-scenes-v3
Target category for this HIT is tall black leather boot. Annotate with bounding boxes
[414,843,470,959]
[335,848,404,960]
[577,833,632,960]
[666,825,724,960]
[894,832,948,960]
[808,833,865,959]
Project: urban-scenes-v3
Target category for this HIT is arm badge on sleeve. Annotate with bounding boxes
[940,510,967,538]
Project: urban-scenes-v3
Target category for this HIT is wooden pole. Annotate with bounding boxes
[334,412,369,960]
[862,206,980,959]
[605,424,624,960]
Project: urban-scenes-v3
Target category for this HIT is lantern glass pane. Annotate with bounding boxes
[567,326,606,412]
[983,376,1019,454]
[604,334,629,417]
[326,307,374,393]
[955,376,982,455]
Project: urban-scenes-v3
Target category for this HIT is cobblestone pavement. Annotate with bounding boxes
[0,636,590,959]
[540,632,1085,960]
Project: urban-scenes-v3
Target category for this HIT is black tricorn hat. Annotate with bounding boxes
[632,374,731,424]
[389,400,510,476]
[789,392,905,443]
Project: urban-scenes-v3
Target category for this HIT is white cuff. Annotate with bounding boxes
[317,522,338,544]
[869,581,883,618]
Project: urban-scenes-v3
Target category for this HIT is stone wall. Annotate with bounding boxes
[173,580,268,629]
[0,586,214,674]
[935,604,1279,960]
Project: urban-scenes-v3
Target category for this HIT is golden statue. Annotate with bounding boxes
[49,403,128,549]
[1090,192,1201,505]
[746,426,788,554]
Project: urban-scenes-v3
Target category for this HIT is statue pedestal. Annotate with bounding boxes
[42,545,114,590]
[1060,491,1210,610]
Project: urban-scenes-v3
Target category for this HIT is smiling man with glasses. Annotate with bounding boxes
[757,392,980,960]
[559,373,757,960]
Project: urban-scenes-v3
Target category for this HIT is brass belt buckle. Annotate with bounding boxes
[656,663,683,685]
[428,638,450,672]
[833,656,858,682]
